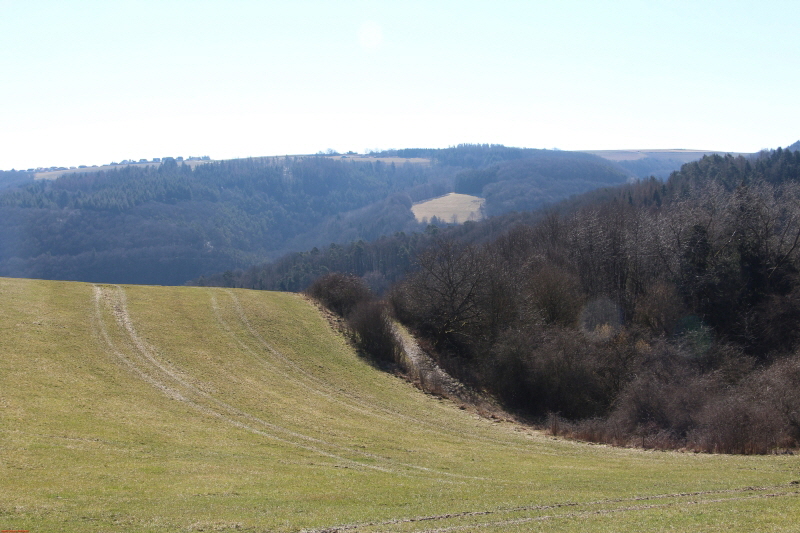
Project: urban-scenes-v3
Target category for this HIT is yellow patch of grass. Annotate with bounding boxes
[411,192,485,224]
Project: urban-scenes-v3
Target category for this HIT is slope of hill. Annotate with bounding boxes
[0,156,442,285]
[1,277,798,532]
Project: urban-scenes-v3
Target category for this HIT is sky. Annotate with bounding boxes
[1,0,799,170]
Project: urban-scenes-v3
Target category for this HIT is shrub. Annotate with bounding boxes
[486,326,611,419]
[306,272,372,318]
[348,300,399,364]
[688,395,782,454]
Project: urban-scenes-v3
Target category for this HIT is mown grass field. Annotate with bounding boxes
[411,193,485,224]
[1,277,798,532]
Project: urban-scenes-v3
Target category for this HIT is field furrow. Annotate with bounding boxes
[217,289,538,454]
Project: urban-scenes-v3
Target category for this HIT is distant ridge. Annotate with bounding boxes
[581,148,744,162]
[787,140,800,151]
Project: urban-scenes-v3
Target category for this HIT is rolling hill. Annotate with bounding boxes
[0,145,636,285]
[1,277,799,532]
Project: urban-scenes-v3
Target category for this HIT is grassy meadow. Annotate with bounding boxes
[411,192,485,224]
[1,277,798,532]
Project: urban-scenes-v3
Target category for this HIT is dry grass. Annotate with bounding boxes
[411,192,485,224]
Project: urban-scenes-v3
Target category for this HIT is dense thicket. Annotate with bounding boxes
[388,148,800,452]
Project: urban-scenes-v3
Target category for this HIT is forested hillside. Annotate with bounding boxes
[0,156,442,284]
[210,147,800,453]
[453,153,630,215]
[388,148,800,452]
[0,169,33,190]
[0,145,636,285]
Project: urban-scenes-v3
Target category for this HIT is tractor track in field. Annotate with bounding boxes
[92,284,389,473]
[215,289,534,454]
[91,284,499,483]
[208,291,396,424]
[303,483,800,533]
[219,289,553,461]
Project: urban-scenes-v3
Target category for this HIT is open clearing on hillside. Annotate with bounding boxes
[411,192,485,224]
[1,277,798,532]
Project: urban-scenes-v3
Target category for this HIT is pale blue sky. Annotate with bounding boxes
[2,0,798,170]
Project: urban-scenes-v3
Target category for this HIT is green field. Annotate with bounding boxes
[1,278,798,532]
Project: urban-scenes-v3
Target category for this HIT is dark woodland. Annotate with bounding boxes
[264,147,800,454]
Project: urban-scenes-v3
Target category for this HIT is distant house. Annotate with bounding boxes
[152,157,161,163]
[139,158,147,163]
